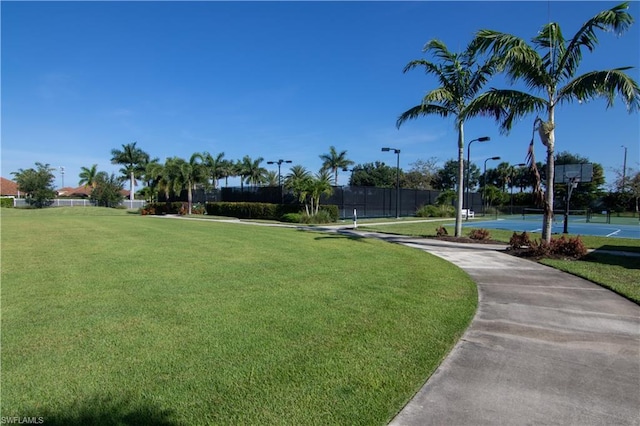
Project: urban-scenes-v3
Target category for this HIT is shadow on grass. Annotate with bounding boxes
[583,251,640,270]
[597,244,640,254]
[36,395,179,426]
[304,229,367,242]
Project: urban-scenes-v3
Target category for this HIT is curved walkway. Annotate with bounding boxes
[341,230,640,426]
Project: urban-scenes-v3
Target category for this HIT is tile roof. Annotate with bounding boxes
[0,177,19,196]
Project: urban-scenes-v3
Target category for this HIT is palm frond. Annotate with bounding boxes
[558,68,640,112]
[557,2,634,81]
[465,89,547,133]
[423,39,456,63]
[396,104,451,129]
[533,22,567,79]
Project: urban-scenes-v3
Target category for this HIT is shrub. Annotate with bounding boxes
[416,204,455,218]
[516,234,587,259]
[468,228,491,241]
[0,197,14,208]
[281,213,303,223]
[509,231,531,250]
[140,202,183,215]
[318,205,339,222]
[435,226,448,237]
[550,235,587,258]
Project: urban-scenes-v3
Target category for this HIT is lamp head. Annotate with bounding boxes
[491,156,501,160]
[267,161,275,165]
[381,147,390,152]
[478,136,490,142]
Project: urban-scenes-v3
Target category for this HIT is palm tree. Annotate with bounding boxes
[397,39,499,237]
[218,159,236,188]
[78,164,99,190]
[240,156,267,187]
[202,151,225,189]
[319,146,354,186]
[110,142,150,201]
[285,165,312,214]
[265,171,279,187]
[308,169,334,215]
[469,2,640,242]
[174,154,207,215]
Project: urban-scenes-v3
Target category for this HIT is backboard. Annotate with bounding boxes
[554,163,593,184]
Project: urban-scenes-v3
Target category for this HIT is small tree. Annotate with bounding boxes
[91,172,124,207]
[11,162,57,208]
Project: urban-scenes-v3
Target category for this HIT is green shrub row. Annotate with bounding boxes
[416,204,455,218]
[205,202,339,222]
[0,197,14,208]
[508,231,587,259]
[140,202,185,215]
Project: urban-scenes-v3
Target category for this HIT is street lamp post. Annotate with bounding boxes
[483,156,501,215]
[267,159,292,203]
[60,166,65,189]
[466,136,490,220]
[621,145,628,192]
[382,147,401,219]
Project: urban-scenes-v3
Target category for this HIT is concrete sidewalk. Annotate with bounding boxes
[342,231,640,426]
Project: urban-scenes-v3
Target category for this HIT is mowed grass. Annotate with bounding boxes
[540,253,640,304]
[361,221,639,304]
[0,207,477,425]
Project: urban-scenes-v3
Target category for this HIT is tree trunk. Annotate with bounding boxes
[455,122,465,237]
[130,171,135,201]
[541,108,555,243]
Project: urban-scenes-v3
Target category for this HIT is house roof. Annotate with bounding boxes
[0,177,19,196]
[58,186,91,197]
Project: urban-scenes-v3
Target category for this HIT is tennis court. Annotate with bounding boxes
[458,213,640,239]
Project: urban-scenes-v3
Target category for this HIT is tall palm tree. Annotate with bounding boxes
[285,165,312,214]
[308,169,334,215]
[240,156,267,187]
[78,164,99,190]
[319,146,354,186]
[176,154,207,215]
[202,151,225,189]
[397,39,499,237]
[469,2,640,242]
[110,142,150,201]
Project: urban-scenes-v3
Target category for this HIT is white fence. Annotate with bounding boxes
[11,198,147,209]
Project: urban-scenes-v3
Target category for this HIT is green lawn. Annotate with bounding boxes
[361,221,639,304]
[540,253,640,304]
[1,207,477,425]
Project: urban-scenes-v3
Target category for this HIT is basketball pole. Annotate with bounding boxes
[563,177,579,234]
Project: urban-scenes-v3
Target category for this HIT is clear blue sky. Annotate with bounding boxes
[2,1,638,190]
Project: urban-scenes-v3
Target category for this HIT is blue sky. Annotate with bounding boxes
[2,1,638,190]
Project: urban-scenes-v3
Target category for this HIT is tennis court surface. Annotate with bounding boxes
[457,214,640,239]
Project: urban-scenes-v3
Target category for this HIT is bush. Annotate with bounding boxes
[140,202,183,215]
[509,231,531,250]
[468,228,491,241]
[550,235,588,258]
[416,204,455,218]
[300,210,334,224]
[281,213,303,223]
[0,197,14,208]
[435,226,448,237]
[514,234,587,259]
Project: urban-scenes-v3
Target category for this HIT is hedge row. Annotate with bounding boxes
[205,202,339,222]
[140,202,185,215]
[0,197,14,208]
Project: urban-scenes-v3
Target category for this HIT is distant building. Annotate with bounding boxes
[0,177,20,197]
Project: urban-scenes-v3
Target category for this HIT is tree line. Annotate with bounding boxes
[9,2,640,232]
